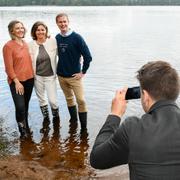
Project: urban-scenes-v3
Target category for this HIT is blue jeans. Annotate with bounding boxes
[10,78,34,124]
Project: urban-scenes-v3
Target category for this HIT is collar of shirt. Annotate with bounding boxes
[60,29,73,37]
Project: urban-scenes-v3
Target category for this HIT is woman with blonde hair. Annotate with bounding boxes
[3,20,34,139]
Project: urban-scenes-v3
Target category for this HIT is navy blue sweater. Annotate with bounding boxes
[56,32,92,77]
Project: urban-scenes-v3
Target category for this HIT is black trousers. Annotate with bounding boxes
[10,78,34,124]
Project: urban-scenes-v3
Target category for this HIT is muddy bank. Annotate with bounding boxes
[0,156,129,180]
[0,155,93,180]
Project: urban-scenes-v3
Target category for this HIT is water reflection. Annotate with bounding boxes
[0,117,12,157]
[63,122,89,169]
[19,118,90,177]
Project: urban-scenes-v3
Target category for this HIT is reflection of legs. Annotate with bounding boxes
[35,76,49,118]
[20,135,37,160]
[79,128,89,168]
[65,119,88,169]
[10,82,28,139]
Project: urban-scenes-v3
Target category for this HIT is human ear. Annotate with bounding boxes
[142,89,155,112]
[142,90,149,102]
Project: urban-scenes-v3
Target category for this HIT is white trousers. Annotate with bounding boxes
[34,75,58,109]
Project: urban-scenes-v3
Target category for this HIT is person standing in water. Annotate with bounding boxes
[28,21,59,125]
[55,13,92,132]
[3,20,34,139]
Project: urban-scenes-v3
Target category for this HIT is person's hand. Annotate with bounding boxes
[15,81,24,95]
[111,87,128,117]
[72,72,85,80]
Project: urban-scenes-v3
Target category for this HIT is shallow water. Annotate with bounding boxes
[1,6,180,178]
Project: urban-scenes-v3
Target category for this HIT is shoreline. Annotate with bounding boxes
[0,156,129,179]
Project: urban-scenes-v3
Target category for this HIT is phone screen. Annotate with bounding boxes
[125,86,140,100]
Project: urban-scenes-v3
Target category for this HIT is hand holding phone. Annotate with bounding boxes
[111,88,127,117]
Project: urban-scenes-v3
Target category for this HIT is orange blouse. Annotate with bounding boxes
[3,40,34,84]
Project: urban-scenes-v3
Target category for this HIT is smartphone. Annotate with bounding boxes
[125,86,140,100]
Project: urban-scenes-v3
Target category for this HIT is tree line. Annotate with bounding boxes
[1,0,180,6]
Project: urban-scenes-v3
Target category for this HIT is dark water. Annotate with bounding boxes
[1,6,180,178]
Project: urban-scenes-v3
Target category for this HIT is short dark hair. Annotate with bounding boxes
[137,61,180,101]
[31,21,48,40]
[55,13,69,23]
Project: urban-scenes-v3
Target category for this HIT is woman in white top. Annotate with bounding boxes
[28,21,59,120]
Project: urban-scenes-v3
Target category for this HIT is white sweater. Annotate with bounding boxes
[28,38,57,77]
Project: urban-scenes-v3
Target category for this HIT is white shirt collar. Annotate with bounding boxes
[60,29,73,37]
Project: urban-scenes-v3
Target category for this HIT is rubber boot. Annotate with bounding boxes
[79,112,87,132]
[40,105,49,119]
[40,117,50,134]
[68,106,78,123]
[69,120,78,135]
[52,116,60,139]
[17,121,28,140]
[25,111,32,135]
[51,108,59,118]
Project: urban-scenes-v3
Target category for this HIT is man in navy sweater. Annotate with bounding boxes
[55,13,92,132]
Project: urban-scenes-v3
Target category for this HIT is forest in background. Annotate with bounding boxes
[1,0,180,6]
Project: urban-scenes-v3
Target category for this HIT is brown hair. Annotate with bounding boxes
[31,21,48,40]
[8,20,26,40]
[55,13,69,23]
[137,61,180,101]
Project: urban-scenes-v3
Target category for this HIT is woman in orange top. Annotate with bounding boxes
[3,20,34,139]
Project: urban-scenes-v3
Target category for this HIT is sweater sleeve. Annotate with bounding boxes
[90,115,129,169]
[78,35,92,74]
[3,45,17,81]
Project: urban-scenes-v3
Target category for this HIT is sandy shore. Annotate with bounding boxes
[0,156,129,180]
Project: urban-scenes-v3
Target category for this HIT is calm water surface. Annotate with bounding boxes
[0,6,180,178]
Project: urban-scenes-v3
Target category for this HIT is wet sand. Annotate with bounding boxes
[0,156,129,180]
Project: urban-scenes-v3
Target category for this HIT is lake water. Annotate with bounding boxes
[1,5,180,179]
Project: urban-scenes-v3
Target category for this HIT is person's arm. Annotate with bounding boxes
[90,88,128,169]
[3,45,17,82]
[13,77,24,95]
[3,45,24,95]
[78,34,92,74]
[72,36,92,79]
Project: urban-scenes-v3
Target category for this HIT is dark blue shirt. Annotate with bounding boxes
[56,31,92,77]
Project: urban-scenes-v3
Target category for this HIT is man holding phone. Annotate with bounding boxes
[90,61,180,179]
